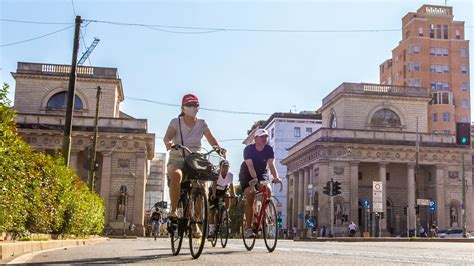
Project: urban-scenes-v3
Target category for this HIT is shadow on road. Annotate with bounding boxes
[16,254,176,264]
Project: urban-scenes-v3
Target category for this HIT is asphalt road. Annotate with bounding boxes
[10,237,474,265]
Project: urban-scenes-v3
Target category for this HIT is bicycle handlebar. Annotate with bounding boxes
[171,143,225,157]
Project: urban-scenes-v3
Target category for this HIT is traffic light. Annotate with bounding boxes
[333,181,342,195]
[277,217,282,226]
[456,123,471,146]
[323,181,331,195]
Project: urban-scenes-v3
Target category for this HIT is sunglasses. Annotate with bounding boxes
[184,102,199,107]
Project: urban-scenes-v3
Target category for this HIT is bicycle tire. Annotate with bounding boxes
[263,200,278,252]
[242,212,256,251]
[170,199,185,256]
[189,188,208,259]
[220,208,229,248]
[210,208,218,247]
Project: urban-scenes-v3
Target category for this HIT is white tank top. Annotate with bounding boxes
[216,172,233,190]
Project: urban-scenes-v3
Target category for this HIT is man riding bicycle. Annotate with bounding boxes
[208,159,235,239]
[239,128,281,238]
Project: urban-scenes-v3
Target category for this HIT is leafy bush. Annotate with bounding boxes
[0,83,104,238]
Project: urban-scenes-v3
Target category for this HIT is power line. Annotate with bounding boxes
[0,25,74,47]
[71,0,92,66]
[0,18,73,25]
[126,96,272,116]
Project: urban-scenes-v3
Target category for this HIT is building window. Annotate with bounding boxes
[429,24,434,38]
[371,109,401,127]
[431,81,449,91]
[461,65,468,74]
[430,47,448,56]
[431,91,453,105]
[443,130,451,135]
[461,99,470,108]
[358,172,362,180]
[271,128,274,139]
[443,25,448,39]
[418,27,423,37]
[461,82,469,91]
[408,62,420,72]
[294,127,301,137]
[408,44,420,54]
[386,173,390,181]
[433,113,438,122]
[436,24,441,38]
[306,127,312,136]
[408,79,421,87]
[461,117,469,123]
[430,64,448,74]
[455,30,460,39]
[46,91,83,110]
[329,113,337,128]
[460,48,469,57]
[442,112,451,122]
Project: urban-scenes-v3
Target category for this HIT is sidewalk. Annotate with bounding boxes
[0,237,107,263]
[294,236,474,242]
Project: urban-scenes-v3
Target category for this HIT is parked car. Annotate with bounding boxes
[439,229,471,238]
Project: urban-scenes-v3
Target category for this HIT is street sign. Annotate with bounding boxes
[298,213,304,219]
[373,181,383,192]
[145,210,151,217]
[306,205,314,211]
[361,199,370,208]
[373,202,383,213]
[429,200,436,212]
[373,191,383,201]
[306,217,316,228]
[417,199,430,206]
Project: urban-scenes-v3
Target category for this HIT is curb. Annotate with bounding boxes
[293,237,474,243]
[0,237,107,263]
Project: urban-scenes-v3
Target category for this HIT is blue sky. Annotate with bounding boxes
[1,0,473,177]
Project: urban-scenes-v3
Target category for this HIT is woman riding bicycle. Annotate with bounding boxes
[163,93,225,238]
[208,159,235,239]
[239,128,281,238]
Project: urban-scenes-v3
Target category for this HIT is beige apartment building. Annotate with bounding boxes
[11,62,155,235]
[282,83,473,237]
[379,4,470,134]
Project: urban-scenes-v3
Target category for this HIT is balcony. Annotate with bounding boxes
[322,83,428,106]
[15,62,119,80]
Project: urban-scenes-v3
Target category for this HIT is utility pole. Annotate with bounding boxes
[330,179,334,237]
[461,152,466,238]
[88,86,101,191]
[61,15,82,166]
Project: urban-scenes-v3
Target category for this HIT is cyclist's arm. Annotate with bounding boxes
[163,126,176,150]
[211,180,217,196]
[203,128,220,148]
[268,158,280,181]
[229,183,236,197]
[244,159,258,180]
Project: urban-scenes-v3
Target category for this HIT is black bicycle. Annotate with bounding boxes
[209,195,238,248]
[167,144,223,259]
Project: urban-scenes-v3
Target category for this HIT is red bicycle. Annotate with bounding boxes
[241,180,282,252]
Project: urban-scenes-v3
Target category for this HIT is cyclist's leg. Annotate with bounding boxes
[243,186,255,229]
[167,160,184,218]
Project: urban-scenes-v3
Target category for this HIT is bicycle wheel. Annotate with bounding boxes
[220,208,229,248]
[188,188,208,259]
[152,221,158,241]
[263,200,278,252]
[210,210,218,247]
[242,211,255,251]
[170,199,185,256]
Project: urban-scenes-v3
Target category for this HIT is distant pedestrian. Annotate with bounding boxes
[349,221,357,237]
[419,226,427,237]
[321,225,327,237]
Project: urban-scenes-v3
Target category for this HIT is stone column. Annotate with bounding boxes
[318,161,330,229]
[70,151,79,172]
[133,153,147,236]
[100,153,112,222]
[293,171,299,231]
[434,165,446,230]
[298,169,305,230]
[379,162,388,230]
[303,167,310,216]
[350,161,359,225]
[407,163,416,231]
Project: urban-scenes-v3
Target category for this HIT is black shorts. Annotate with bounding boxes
[239,173,268,192]
[209,189,229,209]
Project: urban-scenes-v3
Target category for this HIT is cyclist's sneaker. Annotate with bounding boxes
[244,228,255,238]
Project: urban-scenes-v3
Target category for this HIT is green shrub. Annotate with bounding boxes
[0,83,104,237]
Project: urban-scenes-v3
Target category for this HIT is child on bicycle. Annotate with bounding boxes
[208,159,235,238]
[238,128,281,238]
